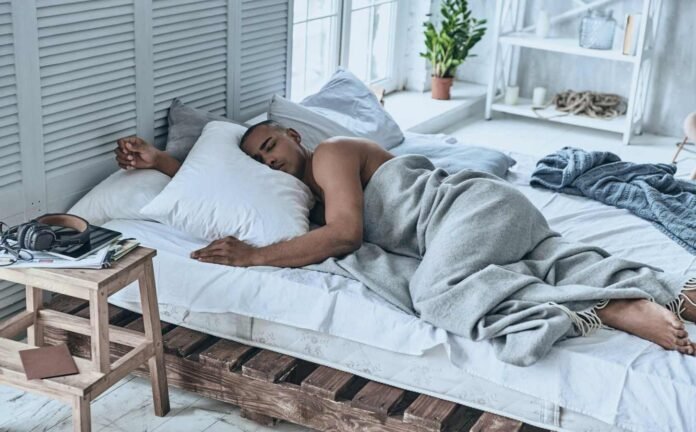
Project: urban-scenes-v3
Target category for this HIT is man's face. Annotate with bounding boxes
[240,125,306,178]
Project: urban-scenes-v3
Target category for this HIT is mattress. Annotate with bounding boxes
[106,138,696,432]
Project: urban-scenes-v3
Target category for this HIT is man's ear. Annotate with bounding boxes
[286,127,301,144]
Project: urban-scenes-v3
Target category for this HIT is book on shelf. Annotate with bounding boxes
[622,13,642,56]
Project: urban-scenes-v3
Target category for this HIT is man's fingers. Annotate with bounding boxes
[192,244,227,258]
[197,255,229,265]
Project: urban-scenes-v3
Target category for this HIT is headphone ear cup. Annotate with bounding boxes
[31,227,56,251]
[16,222,34,249]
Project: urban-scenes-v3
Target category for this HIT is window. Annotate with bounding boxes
[291,0,402,100]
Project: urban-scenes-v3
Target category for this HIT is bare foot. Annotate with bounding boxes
[596,299,695,356]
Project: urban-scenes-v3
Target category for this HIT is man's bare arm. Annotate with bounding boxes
[192,141,365,267]
[115,136,182,177]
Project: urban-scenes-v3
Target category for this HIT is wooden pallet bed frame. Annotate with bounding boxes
[41,294,548,432]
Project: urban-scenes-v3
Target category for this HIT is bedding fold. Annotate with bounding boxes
[308,155,690,366]
[530,146,696,254]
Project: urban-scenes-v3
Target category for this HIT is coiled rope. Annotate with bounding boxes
[533,90,628,120]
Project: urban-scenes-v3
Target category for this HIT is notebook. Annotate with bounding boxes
[19,343,79,380]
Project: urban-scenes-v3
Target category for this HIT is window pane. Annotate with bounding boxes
[291,22,307,99]
[304,17,335,97]
[352,0,372,10]
[294,0,308,23]
[370,2,395,81]
[348,8,370,82]
[308,0,337,19]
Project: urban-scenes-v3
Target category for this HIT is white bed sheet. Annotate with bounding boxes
[106,145,696,432]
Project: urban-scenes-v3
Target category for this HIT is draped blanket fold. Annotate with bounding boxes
[530,146,696,254]
[307,155,691,366]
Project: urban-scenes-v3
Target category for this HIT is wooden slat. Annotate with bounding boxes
[162,325,214,357]
[301,366,355,401]
[0,310,33,339]
[124,316,174,334]
[198,339,256,371]
[351,381,406,420]
[241,350,297,382]
[470,413,524,432]
[74,300,138,326]
[46,293,89,314]
[404,394,480,432]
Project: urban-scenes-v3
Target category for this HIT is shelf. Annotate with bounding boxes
[0,336,104,398]
[499,33,637,63]
[491,97,626,133]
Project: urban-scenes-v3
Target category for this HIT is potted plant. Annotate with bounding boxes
[421,0,487,100]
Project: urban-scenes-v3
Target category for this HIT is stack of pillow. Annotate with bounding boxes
[69,69,515,247]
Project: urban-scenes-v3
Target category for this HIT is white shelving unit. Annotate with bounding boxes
[485,0,663,145]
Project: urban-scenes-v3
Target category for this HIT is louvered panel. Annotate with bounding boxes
[0,281,24,324]
[0,1,21,322]
[37,0,136,208]
[239,0,289,120]
[152,0,227,148]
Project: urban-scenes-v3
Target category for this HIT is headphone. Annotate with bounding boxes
[15,213,91,252]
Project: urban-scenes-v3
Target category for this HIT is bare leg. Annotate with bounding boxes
[595,299,695,355]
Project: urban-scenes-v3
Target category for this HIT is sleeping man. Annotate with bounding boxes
[115,121,696,366]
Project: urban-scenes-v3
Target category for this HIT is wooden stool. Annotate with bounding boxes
[0,247,169,431]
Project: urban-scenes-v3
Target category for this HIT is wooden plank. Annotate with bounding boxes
[301,366,356,400]
[241,350,297,383]
[39,310,148,348]
[74,301,138,326]
[124,316,173,334]
[0,310,34,339]
[162,325,214,357]
[89,290,110,373]
[199,339,256,371]
[470,413,524,432]
[351,381,406,421]
[240,408,277,426]
[404,394,480,431]
[25,286,44,346]
[46,294,89,315]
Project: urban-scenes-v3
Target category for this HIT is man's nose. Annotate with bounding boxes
[267,156,278,169]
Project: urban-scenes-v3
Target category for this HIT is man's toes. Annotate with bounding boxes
[676,345,694,355]
[675,336,690,346]
[676,329,689,338]
[667,314,685,329]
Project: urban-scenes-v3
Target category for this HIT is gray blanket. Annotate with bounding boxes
[530,146,696,254]
[308,155,690,366]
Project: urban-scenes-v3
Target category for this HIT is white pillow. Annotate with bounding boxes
[268,94,354,150]
[301,68,404,149]
[68,169,170,226]
[140,121,314,246]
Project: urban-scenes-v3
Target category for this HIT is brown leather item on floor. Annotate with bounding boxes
[19,343,79,380]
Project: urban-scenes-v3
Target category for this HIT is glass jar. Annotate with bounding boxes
[579,9,616,50]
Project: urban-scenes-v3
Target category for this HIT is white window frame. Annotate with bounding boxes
[290,0,408,100]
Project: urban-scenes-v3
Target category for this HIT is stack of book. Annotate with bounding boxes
[0,225,140,269]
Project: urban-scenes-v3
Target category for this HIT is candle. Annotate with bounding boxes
[536,10,550,38]
[532,87,547,107]
[504,86,519,105]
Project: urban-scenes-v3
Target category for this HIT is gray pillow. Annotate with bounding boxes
[301,68,404,149]
[392,134,516,179]
[165,98,247,161]
[268,94,354,150]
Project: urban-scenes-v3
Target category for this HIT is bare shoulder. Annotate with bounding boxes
[312,139,362,176]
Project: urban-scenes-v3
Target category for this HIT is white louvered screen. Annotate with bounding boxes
[0,1,22,222]
[152,0,228,149]
[37,0,137,211]
[238,0,290,121]
[0,0,23,321]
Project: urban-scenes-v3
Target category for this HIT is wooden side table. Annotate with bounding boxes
[0,247,169,432]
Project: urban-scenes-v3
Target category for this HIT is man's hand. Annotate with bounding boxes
[190,236,258,267]
[115,136,160,170]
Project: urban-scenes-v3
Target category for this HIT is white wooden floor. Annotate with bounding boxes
[1,115,693,432]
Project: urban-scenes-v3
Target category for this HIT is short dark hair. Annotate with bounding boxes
[240,119,286,149]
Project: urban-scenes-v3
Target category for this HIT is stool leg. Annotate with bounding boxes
[72,396,91,432]
[89,289,110,373]
[25,286,44,346]
[138,260,170,416]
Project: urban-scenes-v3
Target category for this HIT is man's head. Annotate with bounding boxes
[239,120,309,179]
